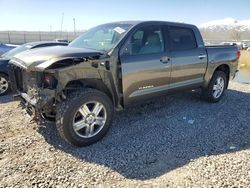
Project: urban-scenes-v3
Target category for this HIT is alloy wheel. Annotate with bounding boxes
[212,77,225,99]
[0,76,8,95]
[72,101,107,138]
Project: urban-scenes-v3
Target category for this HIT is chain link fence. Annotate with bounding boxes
[0,31,83,44]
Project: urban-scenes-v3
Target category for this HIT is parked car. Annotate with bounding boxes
[9,21,240,146]
[242,40,250,50]
[0,43,17,56]
[54,39,69,43]
[0,41,68,95]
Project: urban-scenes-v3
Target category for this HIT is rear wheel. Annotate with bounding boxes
[202,71,227,103]
[56,89,114,147]
[0,73,9,96]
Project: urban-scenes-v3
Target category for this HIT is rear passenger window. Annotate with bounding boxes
[168,26,197,51]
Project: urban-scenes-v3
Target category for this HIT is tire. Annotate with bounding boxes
[56,88,114,147]
[0,73,10,96]
[202,71,227,103]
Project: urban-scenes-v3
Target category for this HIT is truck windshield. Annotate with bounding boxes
[69,23,133,52]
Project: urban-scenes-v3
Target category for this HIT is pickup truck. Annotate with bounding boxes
[9,21,240,147]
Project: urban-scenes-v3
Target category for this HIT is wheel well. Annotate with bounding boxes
[214,64,230,87]
[0,72,8,77]
[64,79,114,104]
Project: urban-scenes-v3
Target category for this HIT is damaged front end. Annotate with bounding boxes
[9,50,110,121]
[9,62,57,120]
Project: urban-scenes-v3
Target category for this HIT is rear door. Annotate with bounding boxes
[119,24,171,105]
[166,26,207,89]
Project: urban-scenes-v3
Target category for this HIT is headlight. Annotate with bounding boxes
[43,74,57,89]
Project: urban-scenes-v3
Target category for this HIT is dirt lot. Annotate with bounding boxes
[0,81,250,187]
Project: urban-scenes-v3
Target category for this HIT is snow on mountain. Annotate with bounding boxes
[199,18,250,32]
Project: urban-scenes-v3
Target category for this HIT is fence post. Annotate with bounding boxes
[7,31,11,44]
[24,31,26,43]
[39,31,41,41]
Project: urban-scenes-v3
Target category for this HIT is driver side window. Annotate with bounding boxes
[122,25,164,55]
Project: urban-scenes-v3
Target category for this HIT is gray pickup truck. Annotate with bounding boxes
[9,21,240,146]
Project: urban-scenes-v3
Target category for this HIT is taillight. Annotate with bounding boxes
[237,50,241,59]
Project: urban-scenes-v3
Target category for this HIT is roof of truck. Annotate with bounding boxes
[104,20,196,27]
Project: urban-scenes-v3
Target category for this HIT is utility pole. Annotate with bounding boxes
[60,13,64,38]
[73,18,76,35]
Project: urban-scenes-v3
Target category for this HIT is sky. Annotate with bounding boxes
[0,0,249,31]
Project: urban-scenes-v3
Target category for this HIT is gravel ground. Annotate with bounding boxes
[0,81,250,187]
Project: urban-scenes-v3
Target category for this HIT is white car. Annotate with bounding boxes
[242,41,250,50]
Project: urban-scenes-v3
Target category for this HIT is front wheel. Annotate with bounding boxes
[56,89,114,147]
[202,71,227,103]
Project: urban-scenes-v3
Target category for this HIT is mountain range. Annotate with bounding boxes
[199,18,250,32]
[198,18,250,41]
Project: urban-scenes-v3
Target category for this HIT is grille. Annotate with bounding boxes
[9,61,41,93]
[13,66,24,91]
[8,63,24,92]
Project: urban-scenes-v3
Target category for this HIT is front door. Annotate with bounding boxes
[119,25,171,105]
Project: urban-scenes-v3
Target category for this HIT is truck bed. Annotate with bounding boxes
[205,44,239,81]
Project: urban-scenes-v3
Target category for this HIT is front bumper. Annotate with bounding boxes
[13,89,56,120]
[13,93,37,118]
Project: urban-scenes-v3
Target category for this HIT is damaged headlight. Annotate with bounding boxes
[43,73,57,89]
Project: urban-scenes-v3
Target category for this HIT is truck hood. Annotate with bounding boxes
[10,46,103,71]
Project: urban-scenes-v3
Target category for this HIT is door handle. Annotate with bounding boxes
[160,56,171,63]
[198,54,207,59]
